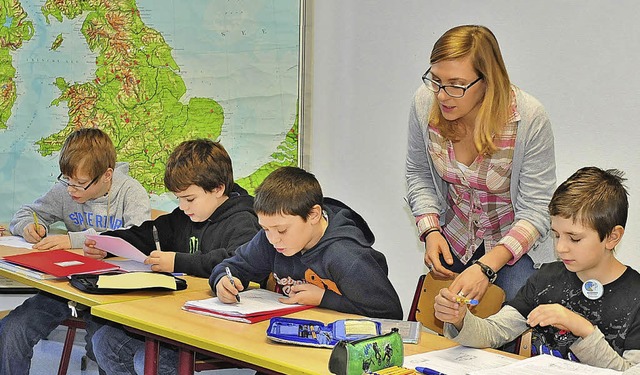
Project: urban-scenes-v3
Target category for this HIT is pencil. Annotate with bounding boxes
[32,211,39,228]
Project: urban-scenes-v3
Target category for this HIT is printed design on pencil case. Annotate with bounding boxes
[273,269,342,296]
[530,327,579,361]
[361,340,394,372]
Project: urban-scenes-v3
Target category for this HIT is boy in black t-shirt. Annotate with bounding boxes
[434,166,640,370]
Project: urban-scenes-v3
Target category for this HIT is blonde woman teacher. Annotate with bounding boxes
[406,25,556,302]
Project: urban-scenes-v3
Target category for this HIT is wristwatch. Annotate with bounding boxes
[472,260,497,284]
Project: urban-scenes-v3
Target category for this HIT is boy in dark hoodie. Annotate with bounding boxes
[213,166,403,320]
[1,128,150,375]
[87,139,261,375]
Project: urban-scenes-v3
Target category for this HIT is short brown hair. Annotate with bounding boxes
[164,139,234,194]
[549,167,628,241]
[59,128,116,179]
[254,166,323,220]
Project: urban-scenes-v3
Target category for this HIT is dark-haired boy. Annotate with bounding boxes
[213,166,403,320]
[89,139,261,375]
[434,167,640,370]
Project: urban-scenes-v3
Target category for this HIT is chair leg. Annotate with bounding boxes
[57,325,77,375]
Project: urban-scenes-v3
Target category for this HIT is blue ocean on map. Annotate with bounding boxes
[0,0,300,218]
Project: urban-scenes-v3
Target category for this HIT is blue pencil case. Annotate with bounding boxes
[266,317,381,348]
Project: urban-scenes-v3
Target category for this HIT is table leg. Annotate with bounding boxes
[177,348,195,375]
[144,337,159,375]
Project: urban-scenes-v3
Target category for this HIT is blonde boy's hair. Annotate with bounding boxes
[428,25,511,155]
[59,128,116,179]
[549,166,628,241]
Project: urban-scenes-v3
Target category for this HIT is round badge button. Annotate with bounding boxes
[582,279,604,300]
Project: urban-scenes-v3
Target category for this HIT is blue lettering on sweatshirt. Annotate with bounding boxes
[68,212,123,230]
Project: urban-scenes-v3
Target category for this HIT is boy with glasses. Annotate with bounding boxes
[1,128,150,375]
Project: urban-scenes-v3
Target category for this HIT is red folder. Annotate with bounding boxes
[2,250,120,278]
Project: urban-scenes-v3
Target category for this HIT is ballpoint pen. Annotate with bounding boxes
[152,225,161,252]
[415,366,447,375]
[225,266,241,302]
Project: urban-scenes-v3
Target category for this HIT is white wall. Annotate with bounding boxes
[303,0,640,316]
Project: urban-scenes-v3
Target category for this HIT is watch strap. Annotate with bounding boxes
[472,260,497,283]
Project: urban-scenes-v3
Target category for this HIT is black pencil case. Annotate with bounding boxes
[69,272,187,294]
[266,317,381,348]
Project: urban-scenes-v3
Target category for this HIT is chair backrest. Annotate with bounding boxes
[151,209,168,220]
[408,272,506,335]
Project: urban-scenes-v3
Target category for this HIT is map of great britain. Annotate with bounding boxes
[0,0,300,218]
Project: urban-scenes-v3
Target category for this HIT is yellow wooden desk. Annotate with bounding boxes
[92,289,520,375]
[0,245,211,306]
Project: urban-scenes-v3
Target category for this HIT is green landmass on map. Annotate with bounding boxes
[0,0,34,130]
[50,32,63,50]
[36,0,298,195]
[237,103,299,195]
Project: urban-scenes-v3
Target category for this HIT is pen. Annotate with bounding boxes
[455,296,479,306]
[171,273,186,276]
[225,266,240,302]
[152,225,161,252]
[415,366,447,375]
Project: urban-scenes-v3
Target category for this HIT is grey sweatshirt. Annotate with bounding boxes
[10,162,150,248]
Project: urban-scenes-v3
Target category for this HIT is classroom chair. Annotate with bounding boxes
[0,310,85,375]
[515,328,533,357]
[57,317,89,375]
[407,272,506,335]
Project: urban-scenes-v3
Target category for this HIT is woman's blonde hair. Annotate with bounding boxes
[428,25,511,155]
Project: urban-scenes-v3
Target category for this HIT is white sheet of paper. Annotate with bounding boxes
[467,353,623,375]
[86,234,147,263]
[0,235,34,249]
[184,288,290,317]
[105,259,153,272]
[403,346,518,375]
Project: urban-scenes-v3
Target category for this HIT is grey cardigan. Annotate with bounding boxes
[405,84,557,265]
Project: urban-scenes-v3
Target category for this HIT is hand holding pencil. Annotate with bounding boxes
[23,211,46,243]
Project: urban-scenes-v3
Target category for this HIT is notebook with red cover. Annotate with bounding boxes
[2,250,120,278]
[182,288,314,323]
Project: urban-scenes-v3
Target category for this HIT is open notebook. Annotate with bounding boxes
[183,288,313,323]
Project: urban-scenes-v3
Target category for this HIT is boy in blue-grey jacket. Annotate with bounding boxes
[1,128,150,375]
[213,166,403,320]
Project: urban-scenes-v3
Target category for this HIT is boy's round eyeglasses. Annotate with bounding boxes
[57,173,100,191]
[421,68,483,98]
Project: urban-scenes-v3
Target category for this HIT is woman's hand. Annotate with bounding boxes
[424,231,456,279]
[448,264,491,302]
